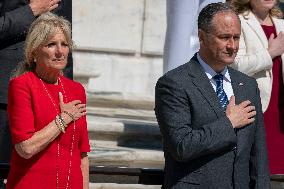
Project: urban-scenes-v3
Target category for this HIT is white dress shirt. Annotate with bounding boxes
[197,53,234,99]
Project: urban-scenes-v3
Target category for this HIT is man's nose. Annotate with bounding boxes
[227,38,236,49]
[227,38,239,54]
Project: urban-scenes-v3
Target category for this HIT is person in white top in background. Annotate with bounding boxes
[163,0,226,73]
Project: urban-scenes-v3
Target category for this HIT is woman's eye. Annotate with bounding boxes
[47,43,55,48]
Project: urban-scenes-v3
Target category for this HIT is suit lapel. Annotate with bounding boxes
[187,56,224,117]
[242,11,268,48]
[228,68,247,105]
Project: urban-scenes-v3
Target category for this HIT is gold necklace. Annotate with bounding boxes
[40,76,76,189]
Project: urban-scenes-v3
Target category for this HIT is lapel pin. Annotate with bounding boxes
[239,82,244,86]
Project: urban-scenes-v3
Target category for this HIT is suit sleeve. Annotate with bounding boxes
[249,83,270,188]
[0,3,35,43]
[155,75,237,162]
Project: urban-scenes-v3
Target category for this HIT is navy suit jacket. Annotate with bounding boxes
[155,55,270,189]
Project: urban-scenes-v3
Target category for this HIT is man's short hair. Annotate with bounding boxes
[198,2,239,33]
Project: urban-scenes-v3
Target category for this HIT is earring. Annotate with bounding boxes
[33,58,37,63]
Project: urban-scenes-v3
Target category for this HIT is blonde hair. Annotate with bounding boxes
[230,0,283,18]
[12,12,73,78]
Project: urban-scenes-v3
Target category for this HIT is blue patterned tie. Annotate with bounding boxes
[213,74,229,110]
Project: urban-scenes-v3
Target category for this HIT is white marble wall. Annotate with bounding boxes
[72,0,166,99]
[142,0,166,55]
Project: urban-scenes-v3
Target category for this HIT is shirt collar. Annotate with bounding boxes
[197,53,231,83]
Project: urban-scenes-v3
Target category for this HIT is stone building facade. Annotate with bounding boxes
[73,0,166,101]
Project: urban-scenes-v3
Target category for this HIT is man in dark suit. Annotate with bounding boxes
[0,0,71,188]
[155,3,270,189]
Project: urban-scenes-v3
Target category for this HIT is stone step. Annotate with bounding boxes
[87,106,156,121]
[87,114,162,149]
[87,93,154,111]
[88,145,164,169]
[85,99,164,171]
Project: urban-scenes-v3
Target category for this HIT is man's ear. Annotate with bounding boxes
[198,29,206,45]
